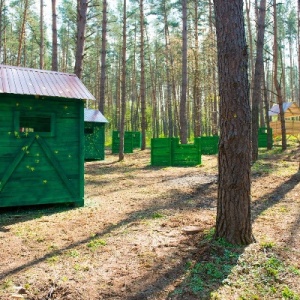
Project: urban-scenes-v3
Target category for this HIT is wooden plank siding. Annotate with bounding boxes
[270,120,300,137]
[0,94,85,207]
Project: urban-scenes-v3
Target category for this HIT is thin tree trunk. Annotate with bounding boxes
[193,0,201,138]
[273,0,287,151]
[214,0,254,245]
[17,0,29,66]
[74,0,88,79]
[140,0,146,150]
[0,0,5,63]
[163,2,173,138]
[263,67,272,150]
[288,40,294,103]
[99,0,107,113]
[52,0,58,71]
[116,48,121,130]
[146,31,158,138]
[251,0,266,162]
[246,0,255,103]
[40,0,44,69]
[131,24,138,131]
[119,0,127,161]
[298,0,300,105]
[209,0,218,135]
[180,0,188,144]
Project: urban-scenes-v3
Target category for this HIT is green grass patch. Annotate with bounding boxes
[170,232,242,298]
[87,238,107,250]
[151,212,165,219]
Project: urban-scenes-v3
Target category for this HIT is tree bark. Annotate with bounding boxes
[245,0,255,103]
[209,0,218,136]
[40,0,44,69]
[273,0,287,151]
[214,0,254,245]
[74,0,88,79]
[17,0,29,66]
[298,0,300,105]
[193,0,201,138]
[140,0,146,150]
[263,67,272,150]
[251,0,266,162]
[162,1,173,138]
[52,0,58,71]
[99,0,107,113]
[119,0,126,161]
[180,0,188,144]
[0,0,5,63]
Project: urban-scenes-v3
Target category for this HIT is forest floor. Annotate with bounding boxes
[1,142,300,300]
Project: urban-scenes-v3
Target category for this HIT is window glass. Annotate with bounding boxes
[19,116,51,133]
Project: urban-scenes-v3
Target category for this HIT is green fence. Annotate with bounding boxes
[258,127,273,148]
[151,138,173,166]
[151,137,201,167]
[132,132,142,149]
[199,136,219,155]
[172,138,202,166]
[112,131,142,154]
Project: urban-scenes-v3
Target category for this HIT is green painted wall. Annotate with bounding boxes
[84,122,105,160]
[0,94,85,207]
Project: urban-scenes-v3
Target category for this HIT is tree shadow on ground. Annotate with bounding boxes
[0,175,243,299]
[157,172,300,300]
[0,179,217,299]
[0,204,73,232]
[252,172,300,219]
[1,163,299,299]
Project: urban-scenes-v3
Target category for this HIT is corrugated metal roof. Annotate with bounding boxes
[0,64,96,101]
[84,108,108,123]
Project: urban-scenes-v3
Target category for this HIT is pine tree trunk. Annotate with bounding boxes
[180,0,188,144]
[214,0,254,245]
[263,67,272,150]
[163,3,173,138]
[298,0,300,105]
[51,0,58,71]
[0,0,5,63]
[193,0,201,138]
[251,0,266,162]
[273,0,287,151]
[245,0,255,103]
[99,0,107,113]
[17,0,29,66]
[119,0,127,161]
[40,0,44,69]
[140,0,146,150]
[74,0,88,79]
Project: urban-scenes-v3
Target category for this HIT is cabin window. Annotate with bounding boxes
[20,116,51,133]
[14,111,55,137]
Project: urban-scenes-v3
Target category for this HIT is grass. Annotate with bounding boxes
[87,238,107,250]
[170,223,300,299]
[169,229,244,298]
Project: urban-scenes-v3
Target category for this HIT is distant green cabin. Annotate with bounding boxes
[0,65,96,208]
[84,108,108,160]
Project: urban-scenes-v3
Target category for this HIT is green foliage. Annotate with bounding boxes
[282,286,300,299]
[151,212,164,219]
[170,233,242,298]
[87,238,107,250]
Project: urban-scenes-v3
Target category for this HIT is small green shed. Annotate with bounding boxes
[0,64,96,208]
[84,108,108,160]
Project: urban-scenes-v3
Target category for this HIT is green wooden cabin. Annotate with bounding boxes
[0,65,96,208]
[84,108,108,160]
